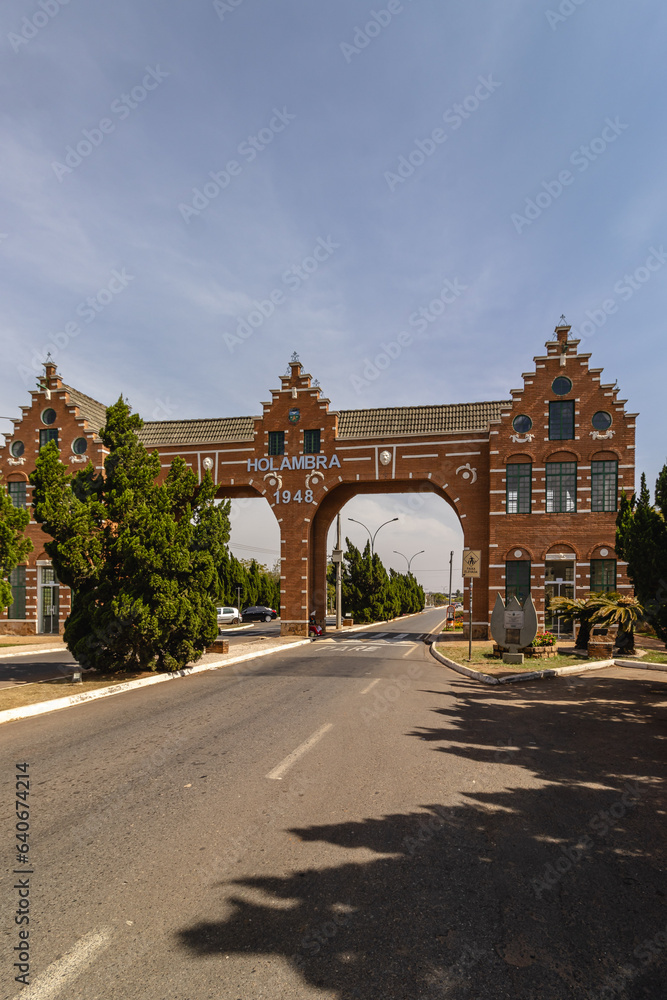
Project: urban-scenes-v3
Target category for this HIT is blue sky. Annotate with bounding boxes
[1,0,665,592]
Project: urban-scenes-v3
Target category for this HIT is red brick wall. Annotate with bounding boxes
[1,334,637,637]
[0,366,107,634]
[487,327,635,623]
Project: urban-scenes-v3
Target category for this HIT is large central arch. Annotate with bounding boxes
[309,480,471,623]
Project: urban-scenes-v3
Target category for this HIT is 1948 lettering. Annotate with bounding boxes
[274,489,314,505]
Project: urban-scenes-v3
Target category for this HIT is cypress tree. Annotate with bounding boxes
[30,398,228,672]
[616,466,667,645]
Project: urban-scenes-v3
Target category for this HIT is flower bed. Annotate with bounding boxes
[531,631,558,647]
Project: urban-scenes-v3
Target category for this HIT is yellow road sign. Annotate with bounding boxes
[462,549,481,577]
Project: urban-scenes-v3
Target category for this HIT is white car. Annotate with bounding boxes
[217,606,240,626]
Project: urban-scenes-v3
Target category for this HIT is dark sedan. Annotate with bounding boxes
[241,605,278,623]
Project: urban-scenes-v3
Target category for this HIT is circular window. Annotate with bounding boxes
[551,376,572,396]
[512,414,533,434]
[41,408,57,425]
[10,440,25,458]
[72,437,88,455]
[592,411,612,431]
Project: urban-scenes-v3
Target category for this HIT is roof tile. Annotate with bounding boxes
[336,401,511,438]
[138,417,256,447]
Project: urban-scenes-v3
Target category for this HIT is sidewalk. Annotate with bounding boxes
[0,633,66,648]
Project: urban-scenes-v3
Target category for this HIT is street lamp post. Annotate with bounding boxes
[347,517,399,562]
[393,549,425,574]
[347,517,399,589]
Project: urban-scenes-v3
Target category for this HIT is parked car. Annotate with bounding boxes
[242,605,278,623]
[217,606,240,626]
[454,603,464,611]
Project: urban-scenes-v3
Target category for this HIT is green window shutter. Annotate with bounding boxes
[590,559,617,593]
[506,463,531,513]
[8,482,27,508]
[39,428,58,449]
[303,429,321,454]
[268,431,285,456]
[549,400,575,440]
[591,460,618,512]
[8,567,26,619]
[546,462,577,513]
[505,560,531,604]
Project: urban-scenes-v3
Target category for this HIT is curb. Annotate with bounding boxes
[0,639,311,726]
[0,645,66,660]
[614,658,667,672]
[428,643,616,685]
[325,611,430,635]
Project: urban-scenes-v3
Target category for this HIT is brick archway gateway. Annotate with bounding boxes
[0,324,637,636]
[196,353,483,634]
[308,480,465,627]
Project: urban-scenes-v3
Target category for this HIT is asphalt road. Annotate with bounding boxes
[0,620,280,686]
[2,608,666,999]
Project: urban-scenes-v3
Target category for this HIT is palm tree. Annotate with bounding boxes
[547,596,597,651]
[588,594,644,654]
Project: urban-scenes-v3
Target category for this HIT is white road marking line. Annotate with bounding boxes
[12,927,113,1000]
[266,723,334,780]
[393,633,409,639]
[360,678,380,695]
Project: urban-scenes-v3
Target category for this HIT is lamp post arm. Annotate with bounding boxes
[370,517,399,556]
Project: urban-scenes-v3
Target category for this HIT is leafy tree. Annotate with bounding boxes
[0,477,33,613]
[31,398,227,672]
[341,539,374,622]
[213,552,279,611]
[616,468,667,645]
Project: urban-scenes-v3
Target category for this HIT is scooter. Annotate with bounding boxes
[309,616,323,637]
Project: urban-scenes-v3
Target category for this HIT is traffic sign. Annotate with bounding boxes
[462,549,481,577]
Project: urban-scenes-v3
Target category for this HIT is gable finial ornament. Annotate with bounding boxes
[290,351,300,364]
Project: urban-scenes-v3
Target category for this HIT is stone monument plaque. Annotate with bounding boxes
[504,610,524,629]
[490,594,538,663]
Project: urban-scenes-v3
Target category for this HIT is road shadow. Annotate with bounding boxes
[0,657,76,684]
[177,674,667,998]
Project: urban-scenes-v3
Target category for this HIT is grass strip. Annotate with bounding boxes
[0,671,154,711]
[435,641,600,674]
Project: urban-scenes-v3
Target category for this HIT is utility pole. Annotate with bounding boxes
[448,550,453,608]
[236,585,241,610]
[335,513,342,630]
